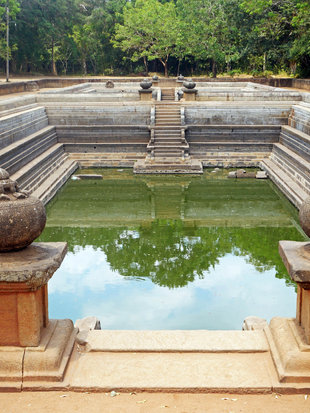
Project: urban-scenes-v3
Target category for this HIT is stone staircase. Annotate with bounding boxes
[260,103,310,208]
[161,88,175,101]
[134,103,203,174]
[0,104,77,205]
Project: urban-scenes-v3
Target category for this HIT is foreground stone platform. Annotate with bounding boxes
[4,325,310,393]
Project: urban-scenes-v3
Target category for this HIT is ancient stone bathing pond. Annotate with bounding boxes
[38,169,307,330]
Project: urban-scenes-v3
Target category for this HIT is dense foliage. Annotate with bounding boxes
[0,0,309,76]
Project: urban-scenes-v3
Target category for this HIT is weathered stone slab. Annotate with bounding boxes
[279,241,310,285]
[70,351,274,392]
[0,242,67,289]
[256,171,268,179]
[75,174,102,180]
[83,330,269,352]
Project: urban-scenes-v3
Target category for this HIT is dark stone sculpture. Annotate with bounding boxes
[183,79,196,89]
[140,79,152,89]
[105,80,114,88]
[0,168,46,252]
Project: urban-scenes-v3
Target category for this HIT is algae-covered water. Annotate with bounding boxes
[38,169,308,330]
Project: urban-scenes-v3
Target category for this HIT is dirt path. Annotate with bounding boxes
[1,392,310,413]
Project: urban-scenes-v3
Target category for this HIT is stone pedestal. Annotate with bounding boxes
[139,89,153,101]
[0,242,67,347]
[182,88,197,101]
[265,240,310,382]
[0,242,77,389]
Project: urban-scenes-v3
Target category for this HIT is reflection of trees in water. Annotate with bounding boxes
[39,221,306,289]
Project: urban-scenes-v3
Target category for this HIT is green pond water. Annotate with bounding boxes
[38,168,307,330]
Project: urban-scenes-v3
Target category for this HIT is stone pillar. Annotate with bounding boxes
[0,242,67,347]
[279,241,310,342]
[0,169,77,390]
[139,89,153,101]
[182,88,197,101]
[263,239,310,383]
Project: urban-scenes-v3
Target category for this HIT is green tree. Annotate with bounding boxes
[0,0,20,64]
[176,0,236,77]
[114,0,179,76]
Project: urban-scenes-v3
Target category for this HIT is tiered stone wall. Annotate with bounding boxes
[185,103,293,167]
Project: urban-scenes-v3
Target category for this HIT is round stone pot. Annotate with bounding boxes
[140,79,152,89]
[0,168,46,252]
[183,80,196,89]
[0,196,46,252]
[178,75,184,80]
[152,75,159,81]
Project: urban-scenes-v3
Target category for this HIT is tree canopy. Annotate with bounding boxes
[0,0,309,77]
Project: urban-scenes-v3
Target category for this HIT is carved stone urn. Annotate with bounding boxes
[140,79,152,89]
[0,168,46,252]
[183,79,196,89]
[152,75,159,81]
[178,74,184,80]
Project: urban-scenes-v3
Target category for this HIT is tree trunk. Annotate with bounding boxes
[263,52,266,72]
[212,60,217,78]
[177,59,181,76]
[143,56,148,75]
[51,41,57,76]
[82,56,87,75]
[159,59,168,77]
[290,61,297,75]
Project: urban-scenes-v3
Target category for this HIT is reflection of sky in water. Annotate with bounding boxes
[49,245,296,330]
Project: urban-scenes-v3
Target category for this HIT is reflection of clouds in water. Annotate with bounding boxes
[85,285,194,329]
[48,246,296,329]
[49,246,126,294]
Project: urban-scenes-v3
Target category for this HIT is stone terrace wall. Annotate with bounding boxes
[184,102,295,168]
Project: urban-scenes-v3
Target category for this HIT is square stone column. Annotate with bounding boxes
[139,89,153,101]
[0,242,67,347]
[182,89,197,101]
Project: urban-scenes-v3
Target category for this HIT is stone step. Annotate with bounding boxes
[32,158,78,205]
[0,126,57,175]
[155,135,182,139]
[270,144,310,196]
[155,115,181,120]
[280,125,310,161]
[155,122,181,126]
[0,103,39,119]
[156,109,180,113]
[154,152,183,158]
[12,144,65,191]
[155,140,183,145]
[13,150,68,195]
[190,152,270,168]
[189,142,273,152]
[69,152,145,160]
[260,158,307,208]
[133,158,203,174]
[154,126,182,131]
[23,153,69,194]
[0,107,49,149]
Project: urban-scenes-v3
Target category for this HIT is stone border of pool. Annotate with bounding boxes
[1,78,310,393]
